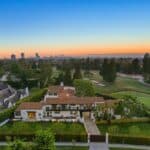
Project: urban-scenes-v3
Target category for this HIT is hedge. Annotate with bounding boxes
[0,107,15,122]
[0,88,47,122]
[96,118,150,125]
[0,133,87,142]
[109,135,150,145]
[95,93,116,100]
[1,133,150,145]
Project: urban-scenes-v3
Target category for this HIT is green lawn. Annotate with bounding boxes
[110,148,145,150]
[111,91,150,108]
[98,122,150,137]
[94,76,150,95]
[0,146,88,150]
[87,71,150,107]
[57,146,88,150]
[0,122,86,135]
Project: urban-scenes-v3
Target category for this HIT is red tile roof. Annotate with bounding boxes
[16,102,42,111]
[43,97,107,105]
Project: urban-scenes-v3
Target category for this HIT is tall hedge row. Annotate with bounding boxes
[96,118,150,125]
[0,133,87,142]
[109,135,150,145]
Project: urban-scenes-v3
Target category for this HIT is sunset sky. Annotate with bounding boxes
[0,0,150,58]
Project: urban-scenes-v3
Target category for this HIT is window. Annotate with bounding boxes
[46,106,50,111]
[54,111,60,114]
[70,111,77,115]
[15,111,21,116]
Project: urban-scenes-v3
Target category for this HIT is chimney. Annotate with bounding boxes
[60,81,64,87]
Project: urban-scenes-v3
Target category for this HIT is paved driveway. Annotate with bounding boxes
[90,142,108,150]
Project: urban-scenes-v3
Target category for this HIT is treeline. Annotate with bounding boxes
[0,53,150,84]
[54,53,150,83]
[0,59,52,88]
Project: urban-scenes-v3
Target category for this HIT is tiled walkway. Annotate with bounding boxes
[84,118,100,135]
[83,118,108,150]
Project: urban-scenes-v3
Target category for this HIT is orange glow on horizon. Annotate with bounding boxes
[0,44,150,58]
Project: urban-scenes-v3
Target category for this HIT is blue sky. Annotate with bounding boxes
[0,0,150,57]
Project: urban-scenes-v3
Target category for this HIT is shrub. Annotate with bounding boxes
[34,129,56,150]
[109,135,150,145]
[96,118,150,125]
[108,125,119,134]
[0,133,87,142]
[95,93,116,100]
[0,107,16,122]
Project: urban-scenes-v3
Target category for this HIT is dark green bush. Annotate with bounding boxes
[96,118,150,125]
[55,134,87,142]
[109,135,150,145]
[95,93,116,100]
[0,133,87,142]
[0,107,16,122]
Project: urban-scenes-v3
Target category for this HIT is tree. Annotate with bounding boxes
[114,95,149,118]
[34,129,56,150]
[38,62,52,87]
[100,59,116,82]
[108,59,116,82]
[8,139,26,150]
[54,71,64,85]
[143,53,150,83]
[64,67,72,85]
[131,58,141,74]
[73,63,82,80]
[84,57,90,75]
[73,79,95,96]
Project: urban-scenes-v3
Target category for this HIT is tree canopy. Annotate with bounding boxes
[143,53,150,83]
[100,58,117,82]
[34,129,56,150]
[73,79,95,96]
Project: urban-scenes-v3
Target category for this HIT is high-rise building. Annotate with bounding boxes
[21,52,25,59]
[35,52,40,58]
[11,54,16,61]
[35,52,40,61]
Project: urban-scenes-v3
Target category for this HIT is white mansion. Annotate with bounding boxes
[14,86,115,122]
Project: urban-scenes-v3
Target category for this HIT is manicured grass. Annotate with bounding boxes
[57,146,88,150]
[109,148,145,150]
[87,71,150,107]
[94,76,150,94]
[89,71,150,94]
[0,121,86,135]
[0,146,88,150]
[98,122,150,137]
[111,91,150,108]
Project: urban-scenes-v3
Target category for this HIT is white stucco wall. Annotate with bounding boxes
[51,111,80,118]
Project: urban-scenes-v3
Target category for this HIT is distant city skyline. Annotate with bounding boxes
[0,0,150,58]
